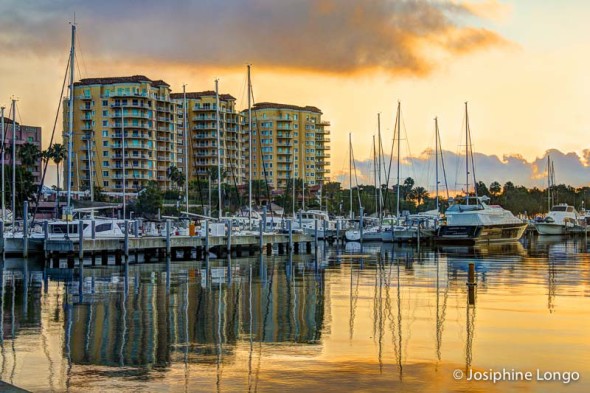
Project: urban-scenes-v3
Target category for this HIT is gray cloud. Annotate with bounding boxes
[0,0,506,75]
[335,149,590,190]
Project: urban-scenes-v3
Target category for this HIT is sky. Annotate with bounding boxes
[1,0,590,191]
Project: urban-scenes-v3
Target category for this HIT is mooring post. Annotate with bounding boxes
[166,219,171,256]
[259,220,263,250]
[226,219,232,254]
[0,221,4,256]
[288,219,293,251]
[359,207,364,243]
[204,220,209,252]
[23,201,29,258]
[467,262,476,305]
[78,219,84,260]
[314,219,318,252]
[91,219,96,240]
[124,219,129,258]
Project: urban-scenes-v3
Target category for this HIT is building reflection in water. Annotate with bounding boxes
[62,255,326,369]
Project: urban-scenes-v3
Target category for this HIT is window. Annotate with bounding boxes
[102,120,108,127]
[103,181,109,187]
[102,171,109,177]
[103,161,109,167]
[103,151,109,157]
[102,110,108,117]
[102,100,108,106]
[95,223,112,232]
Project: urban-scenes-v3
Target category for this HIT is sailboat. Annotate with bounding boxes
[534,156,583,235]
[435,103,527,244]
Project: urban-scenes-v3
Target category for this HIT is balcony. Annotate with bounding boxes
[78,95,92,100]
[81,124,93,131]
[80,105,92,111]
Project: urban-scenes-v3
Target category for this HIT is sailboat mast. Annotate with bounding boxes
[11,100,16,227]
[1,106,5,221]
[465,102,469,205]
[435,117,439,213]
[183,84,189,214]
[547,155,551,212]
[215,79,221,220]
[373,135,377,216]
[396,102,401,220]
[349,133,353,220]
[377,113,382,223]
[122,104,126,219]
[88,134,93,204]
[247,65,253,225]
[66,23,76,217]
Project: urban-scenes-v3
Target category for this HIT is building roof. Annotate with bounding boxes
[74,75,170,87]
[251,102,322,114]
[170,91,236,101]
[0,117,19,126]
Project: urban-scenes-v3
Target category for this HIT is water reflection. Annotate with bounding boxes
[0,238,589,392]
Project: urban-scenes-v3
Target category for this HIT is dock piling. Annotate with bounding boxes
[0,221,4,256]
[165,220,171,256]
[78,219,84,260]
[288,219,293,251]
[23,201,29,258]
[124,220,129,258]
[467,262,477,305]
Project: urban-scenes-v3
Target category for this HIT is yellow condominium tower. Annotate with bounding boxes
[170,91,243,185]
[65,75,181,194]
[243,102,330,189]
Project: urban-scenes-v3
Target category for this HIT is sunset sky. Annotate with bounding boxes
[1,0,589,190]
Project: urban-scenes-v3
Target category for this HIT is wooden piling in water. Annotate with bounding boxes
[165,220,171,256]
[467,262,476,305]
[23,201,29,258]
[78,219,84,260]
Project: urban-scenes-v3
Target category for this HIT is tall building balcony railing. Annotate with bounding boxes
[77,95,92,100]
[80,105,92,110]
[109,102,150,110]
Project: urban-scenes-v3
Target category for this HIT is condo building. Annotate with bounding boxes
[64,75,181,193]
[170,91,244,185]
[242,103,330,189]
[0,116,43,184]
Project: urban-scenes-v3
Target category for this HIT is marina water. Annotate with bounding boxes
[0,237,589,392]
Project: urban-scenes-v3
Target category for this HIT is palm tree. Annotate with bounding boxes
[166,165,184,191]
[17,142,40,171]
[48,144,67,195]
[409,186,429,206]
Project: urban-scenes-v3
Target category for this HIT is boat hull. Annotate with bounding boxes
[435,222,527,244]
[534,223,566,235]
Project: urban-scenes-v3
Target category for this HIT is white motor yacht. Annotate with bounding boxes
[534,204,582,235]
[436,196,527,244]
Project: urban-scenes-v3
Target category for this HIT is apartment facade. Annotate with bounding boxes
[242,103,330,189]
[1,117,43,184]
[171,91,243,185]
[65,75,181,193]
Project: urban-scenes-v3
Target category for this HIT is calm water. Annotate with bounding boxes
[1,237,589,392]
